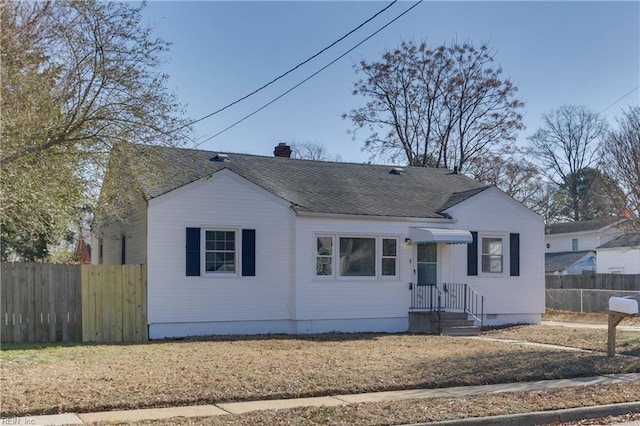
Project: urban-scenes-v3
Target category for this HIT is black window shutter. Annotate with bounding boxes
[510,233,520,276]
[242,229,256,276]
[186,228,201,276]
[467,231,478,276]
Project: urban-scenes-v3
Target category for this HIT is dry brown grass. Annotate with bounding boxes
[544,308,640,326]
[484,325,640,355]
[89,382,640,425]
[2,330,639,418]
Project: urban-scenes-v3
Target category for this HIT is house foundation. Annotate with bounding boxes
[408,312,440,334]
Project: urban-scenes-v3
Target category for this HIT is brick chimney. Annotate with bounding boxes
[273,142,292,158]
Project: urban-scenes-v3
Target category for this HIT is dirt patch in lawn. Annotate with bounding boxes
[2,332,639,417]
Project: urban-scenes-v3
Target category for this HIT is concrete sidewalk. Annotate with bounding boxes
[9,372,640,425]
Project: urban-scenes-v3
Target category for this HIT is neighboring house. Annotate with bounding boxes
[544,218,624,275]
[92,143,545,339]
[545,250,596,275]
[597,233,640,275]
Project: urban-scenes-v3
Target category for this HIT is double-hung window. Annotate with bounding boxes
[381,238,398,276]
[468,232,519,277]
[315,235,398,279]
[186,227,255,277]
[481,237,503,273]
[205,230,236,274]
[316,236,333,276]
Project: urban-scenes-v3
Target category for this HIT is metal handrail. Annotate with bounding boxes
[442,283,484,329]
[409,283,441,311]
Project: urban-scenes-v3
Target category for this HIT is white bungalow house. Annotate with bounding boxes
[92,143,545,339]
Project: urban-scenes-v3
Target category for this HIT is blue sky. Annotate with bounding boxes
[141,1,640,163]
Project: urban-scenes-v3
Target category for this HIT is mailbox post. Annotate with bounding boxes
[607,295,640,358]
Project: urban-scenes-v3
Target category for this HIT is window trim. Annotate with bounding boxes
[314,234,400,281]
[381,237,399,277]
[339,235,377,278]
[202,228,239,277]
[315,235,334,277]
[479,234,507,276]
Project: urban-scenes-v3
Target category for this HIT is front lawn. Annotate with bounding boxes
[484,325,640,356]
[544,308,640,326]
[1,329,638,417]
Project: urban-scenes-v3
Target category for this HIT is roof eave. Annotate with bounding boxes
[293,209,456,223]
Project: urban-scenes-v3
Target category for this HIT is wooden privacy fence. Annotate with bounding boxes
[1,263,82,343]
[546,273,640,291]
[1,263,147,344]
[82,264,147,343]
[546,289,640,313]
[545,274,640,313]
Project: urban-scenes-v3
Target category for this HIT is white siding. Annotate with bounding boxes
[597,247,640,274]
[443,187,545,321]
[293,216,425,333]
[292,188,544,332]
[91,195,147,265]
[146,174,544,337]
[546,227,622,253]
[147,170,293,338]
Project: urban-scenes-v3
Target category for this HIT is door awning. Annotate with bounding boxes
[409,227,473,244]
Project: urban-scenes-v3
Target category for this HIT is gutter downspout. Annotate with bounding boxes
[289,206,297,333]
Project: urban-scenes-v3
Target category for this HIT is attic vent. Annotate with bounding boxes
[389,167,405,175]
[210,154,229,162]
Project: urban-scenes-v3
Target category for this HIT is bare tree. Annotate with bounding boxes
[344,40,524,171]
[1,0,189,259]
[602,106,640,234]
[290,141,342,162]
[466,146,547,215]
[527,105,608,222]
[551,168,625,222]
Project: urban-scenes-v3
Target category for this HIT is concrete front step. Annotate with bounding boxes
[439,313,480,336]
[438,312,469,320]
[439,319,475,328]
[408,311,481,335]
[441,325,481,336]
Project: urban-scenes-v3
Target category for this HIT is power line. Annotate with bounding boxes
[195,0,424,147]
[599,85,639,114]
[113,1,407,190]
[171,0,398,133]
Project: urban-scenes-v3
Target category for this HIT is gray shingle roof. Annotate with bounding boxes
[438,186,491,211]
[598,233,640,249]
[545,217,622,235]
[122,144,485,219]
[545,250,595,273]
